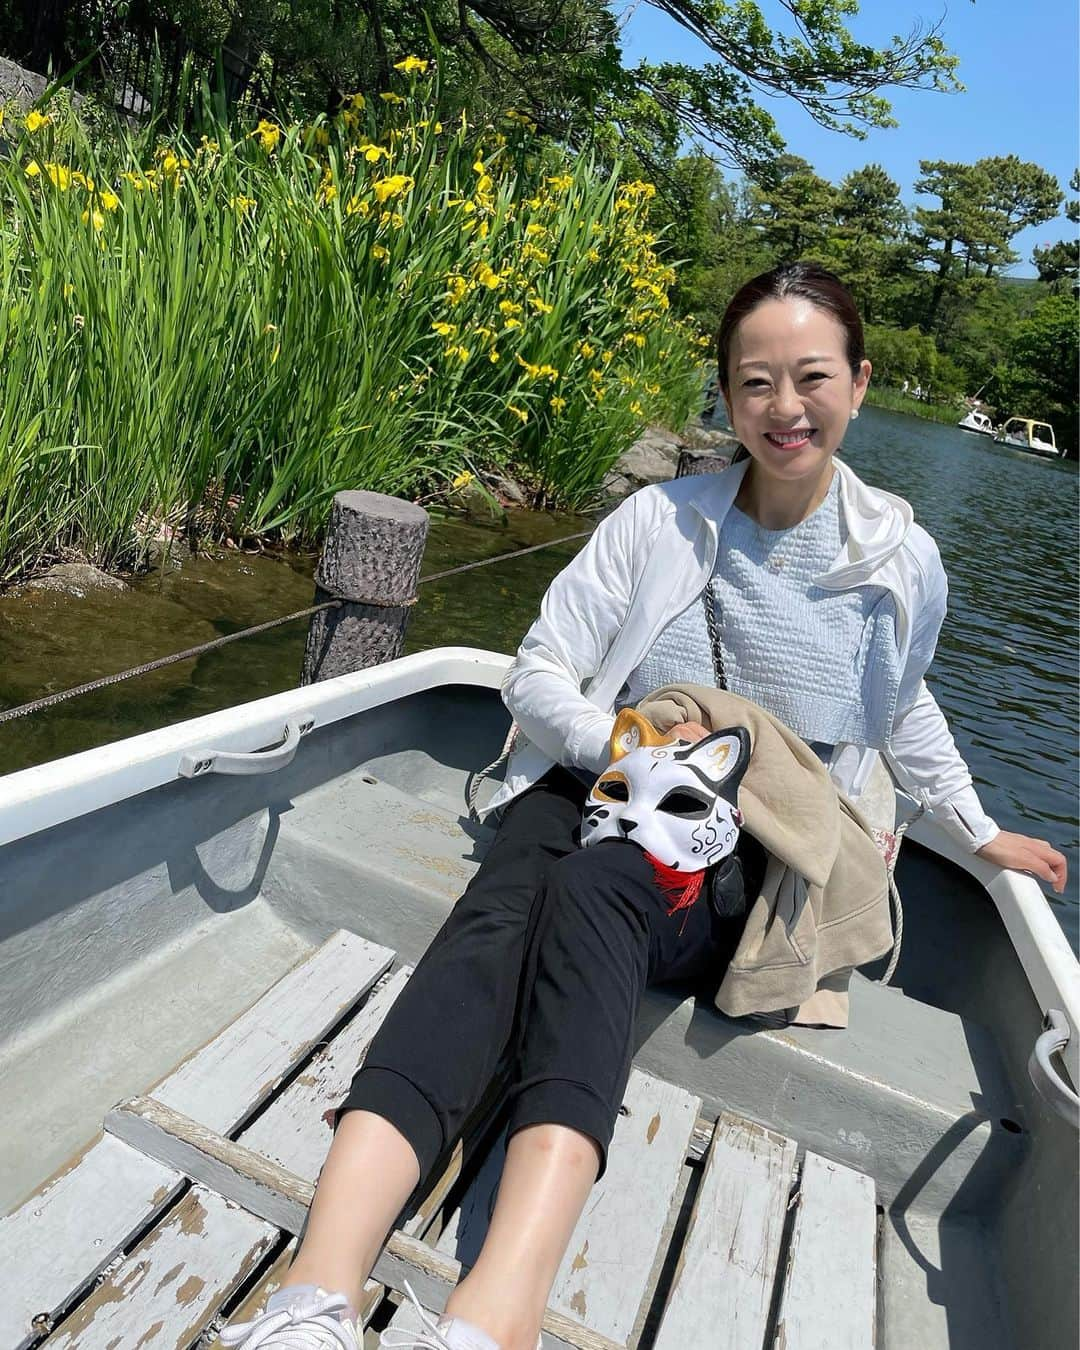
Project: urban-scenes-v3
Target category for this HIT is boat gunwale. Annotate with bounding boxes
[1,644,1076,1091]
[0,647,505,849]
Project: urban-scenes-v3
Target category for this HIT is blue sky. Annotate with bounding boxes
[618,0,1078,276]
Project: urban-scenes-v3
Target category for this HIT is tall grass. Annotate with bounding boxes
[0,73,704,585]
[863,386,963,425]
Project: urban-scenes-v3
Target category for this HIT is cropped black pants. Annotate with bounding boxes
[339,767,749,1181]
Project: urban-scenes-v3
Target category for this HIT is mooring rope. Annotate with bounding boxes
[0,529,592,726]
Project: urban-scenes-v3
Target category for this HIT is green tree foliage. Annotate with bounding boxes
[667,143,1075,452]
[645,154,770,331]
[914,159,997,332]
[914,156,1063,333]
[864,324,937,388]
[748,154,836,260]
[986,293,1080,434]
[1033,168,1079,290]
[826,163,913,322]
[1,1,961,183]
[976,155,1064,275]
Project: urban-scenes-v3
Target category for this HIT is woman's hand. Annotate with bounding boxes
[976,830,1068,894]
[671,720,711,744]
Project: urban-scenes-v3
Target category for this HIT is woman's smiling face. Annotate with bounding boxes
[723,297,871,483]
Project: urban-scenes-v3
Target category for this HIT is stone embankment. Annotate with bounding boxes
[601,420,738,499]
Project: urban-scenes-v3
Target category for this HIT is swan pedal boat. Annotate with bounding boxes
[0,647,1077,1350]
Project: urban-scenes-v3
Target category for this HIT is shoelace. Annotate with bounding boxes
[378,1281,457,1348]
[219,1290,355,1349]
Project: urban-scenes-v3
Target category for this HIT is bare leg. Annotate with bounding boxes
[281,1110,421,1310]
[443,1123,601,1350]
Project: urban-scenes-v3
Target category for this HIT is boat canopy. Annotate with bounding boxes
[1001,417,1057,446]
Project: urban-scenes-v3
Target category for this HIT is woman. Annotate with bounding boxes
[220,263,1066,1350]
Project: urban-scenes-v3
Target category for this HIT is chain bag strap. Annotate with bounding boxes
[702,579,728,691]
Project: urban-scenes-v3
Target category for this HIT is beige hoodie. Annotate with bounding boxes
[636,684,893,1028]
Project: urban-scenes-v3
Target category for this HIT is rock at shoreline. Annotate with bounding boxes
[602,421,739,499]
[487,474,528,506]
[17,563,129,598]
[0,57,86,119]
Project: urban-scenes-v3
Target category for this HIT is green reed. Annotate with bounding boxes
[0,77,703,584]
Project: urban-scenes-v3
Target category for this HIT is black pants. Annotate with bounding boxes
[339,767,748,1180]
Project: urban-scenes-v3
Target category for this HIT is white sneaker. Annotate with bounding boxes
[378,1282,543,1350]
[219,1286,360,1348]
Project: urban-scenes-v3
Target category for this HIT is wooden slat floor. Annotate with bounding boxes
[2,932,880,1350]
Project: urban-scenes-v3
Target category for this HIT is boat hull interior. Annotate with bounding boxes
[1,676,1076,1349]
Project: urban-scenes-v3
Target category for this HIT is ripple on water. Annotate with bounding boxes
[842,409,1078,947]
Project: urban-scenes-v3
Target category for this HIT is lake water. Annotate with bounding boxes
[1,405,1076,943]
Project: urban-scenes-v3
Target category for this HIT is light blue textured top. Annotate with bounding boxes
[621,474,901,751]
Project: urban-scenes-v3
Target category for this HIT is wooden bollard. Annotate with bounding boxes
[675,449,732,479]
[301,491,430,684]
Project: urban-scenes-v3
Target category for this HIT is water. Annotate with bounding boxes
[1,406,1076,943]
[838,409,1078,945]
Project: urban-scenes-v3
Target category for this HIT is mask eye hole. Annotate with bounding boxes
[657,787,712,818]
[596,777,629,802]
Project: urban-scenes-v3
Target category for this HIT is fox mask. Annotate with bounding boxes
[581,709,751,904]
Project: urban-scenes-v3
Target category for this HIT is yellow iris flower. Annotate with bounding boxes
[252,120,281,153]
[373,174,414,203]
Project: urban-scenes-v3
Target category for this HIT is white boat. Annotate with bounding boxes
[994,417,1062,459]
[0,648,1077,1349]
[958,410,994,435]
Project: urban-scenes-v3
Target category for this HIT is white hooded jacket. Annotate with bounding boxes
[486,457,999,853]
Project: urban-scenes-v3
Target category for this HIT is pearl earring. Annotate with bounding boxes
[850,409,860,420]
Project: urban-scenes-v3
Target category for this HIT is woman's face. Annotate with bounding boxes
[722,297,871,484]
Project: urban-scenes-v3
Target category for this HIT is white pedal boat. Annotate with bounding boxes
[0,648,1076,1350]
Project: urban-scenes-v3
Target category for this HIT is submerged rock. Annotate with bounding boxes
[486,474,528,506]
[19,563,129,598]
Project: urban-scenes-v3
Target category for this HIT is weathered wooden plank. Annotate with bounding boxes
[772,1152,877,1350]
[154,929,394,1133]
[216,1243,297,1333]
[240,966,411,1181]
[0,931,391,1350]
[155,1142,465,1342]
[101,1102,615,1348]
[216,967,414,1329]
[43,1187,277,1349]
[652,1112,798,1350]
[393,1069,699,1345]
[0,1135,184,1350]
[551,1071,699,1342]
[106,1096,313,1233]
[110,1076,468,1333]
[210,1138,470,1335]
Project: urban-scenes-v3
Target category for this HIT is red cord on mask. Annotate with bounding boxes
[645,853,706,915]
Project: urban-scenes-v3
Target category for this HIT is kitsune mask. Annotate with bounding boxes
[581,708,750,874]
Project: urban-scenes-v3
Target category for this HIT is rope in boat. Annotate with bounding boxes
[0,529,592,727]
[879,803,924,985]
